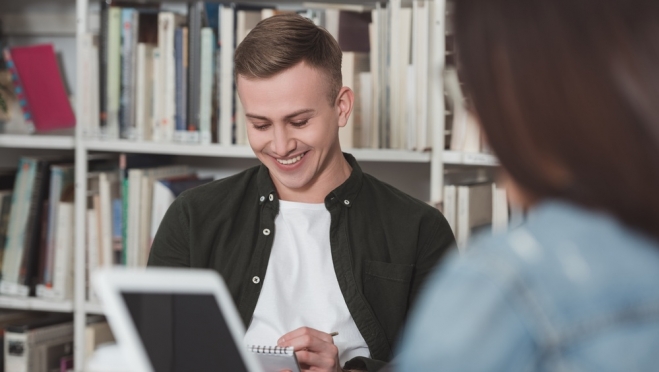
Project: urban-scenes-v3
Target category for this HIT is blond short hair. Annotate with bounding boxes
[234,13,343,105]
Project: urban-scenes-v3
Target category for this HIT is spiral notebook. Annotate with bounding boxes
[248,345,301,372]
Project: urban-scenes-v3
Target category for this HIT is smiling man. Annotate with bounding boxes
[148,14,455,372]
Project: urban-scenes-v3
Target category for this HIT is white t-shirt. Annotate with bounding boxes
[244,200,370,366]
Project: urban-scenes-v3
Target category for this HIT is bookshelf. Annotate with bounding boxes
[0,295,74,313]
[0,0,504,370]
[0,134,76,150]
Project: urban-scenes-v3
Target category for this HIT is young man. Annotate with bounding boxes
[148,14,455,372]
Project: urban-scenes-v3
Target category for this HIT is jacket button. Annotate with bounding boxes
[263,228,271,236]
[252,276,260,284]
[269,194,274,201]
[344,200,350,205]
[259,196,265,202]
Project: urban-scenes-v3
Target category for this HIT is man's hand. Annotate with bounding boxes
[278,327,344,372]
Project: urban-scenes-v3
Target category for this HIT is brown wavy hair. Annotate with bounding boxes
[454,0,659,240]
[234,13,343,105]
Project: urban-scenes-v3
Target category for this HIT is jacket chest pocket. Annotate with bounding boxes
[363,260,415,344]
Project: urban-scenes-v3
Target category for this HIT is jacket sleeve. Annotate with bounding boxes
[147,195,191,267]
[343,355,388,371]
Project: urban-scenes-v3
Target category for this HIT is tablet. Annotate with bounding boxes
[92,268,265,372]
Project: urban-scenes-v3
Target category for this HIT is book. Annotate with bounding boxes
[99,172,120,269]
[86,207,100,302]
[457,183,493,249]
[340,52,370,149]
[199,27,215,145]
[219,4,235,145]
[4,316,73,372]
[154,12,186,142]
[80,32,100,138]
[358,72,373,148]
[84,321,114,361]
[412,0,431,151]
[492,182,509,234]
[105,6,122,138]
[3,50,35,133]
[233,9,263,146]
[445,67,482,153]
[120,8,137,139]
[135,43,155,141]
[0,190,13,270]
[42,164,74,288]
[4,44,75,133]
[174,26,189,142]
[248,345,301,372]
[187,1,205,143]
[150,175,212,243]
[443,185,457,235]
[50,201,74,300]
[2,158,54,290]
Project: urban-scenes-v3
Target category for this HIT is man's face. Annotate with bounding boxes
[237,62,347,198]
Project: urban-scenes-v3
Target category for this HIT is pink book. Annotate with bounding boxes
[7,44,75,132]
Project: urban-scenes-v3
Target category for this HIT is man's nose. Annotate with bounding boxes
[271,124,296,157]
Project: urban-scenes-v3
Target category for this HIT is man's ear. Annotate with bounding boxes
[335,87,354,128]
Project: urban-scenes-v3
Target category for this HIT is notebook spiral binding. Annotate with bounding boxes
[247,345,294,355]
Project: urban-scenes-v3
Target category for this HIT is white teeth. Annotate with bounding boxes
[277,153,305,165]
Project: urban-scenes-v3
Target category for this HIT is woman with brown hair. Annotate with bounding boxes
[395,0,659,370]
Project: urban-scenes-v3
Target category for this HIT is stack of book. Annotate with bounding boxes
[85,154,212,302]
[80,0,440,151]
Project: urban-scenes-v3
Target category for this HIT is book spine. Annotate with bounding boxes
[86,208,99,302]
[3,49,35,133]
[219,5,235,145]
[2,158,35,284]
[106,6,122,139]
[199,28,214,145]
[18,160,50,287]
[99,1,109,131]
[174,27,185,142]
[43,167,63,287]
[187,2,203,143]
[182,27,189,142]
[4,331,29,372]
[121,177,128,265]
[135,44,148,141]
[98,173,113,268]
[52,202,74,300]
[151,46,161,142]
[0,193,12,254]
[120,8,136,139]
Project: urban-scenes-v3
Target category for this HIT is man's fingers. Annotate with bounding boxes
[295,349,340,371]
[278,326,334,346]
[283,333,338,354]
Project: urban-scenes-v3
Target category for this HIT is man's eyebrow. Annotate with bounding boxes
[245,109,316,122]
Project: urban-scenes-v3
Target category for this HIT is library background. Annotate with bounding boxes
[0,0,514,370]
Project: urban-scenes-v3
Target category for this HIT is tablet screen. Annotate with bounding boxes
[121,292,249,372]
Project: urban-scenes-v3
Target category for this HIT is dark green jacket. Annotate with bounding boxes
[148,154,455,371]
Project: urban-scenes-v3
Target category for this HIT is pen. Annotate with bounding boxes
[329,332,339,337]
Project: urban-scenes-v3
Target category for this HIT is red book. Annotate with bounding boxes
[6,44,75,132]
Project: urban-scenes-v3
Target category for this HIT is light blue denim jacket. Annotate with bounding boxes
[396,201,659,372]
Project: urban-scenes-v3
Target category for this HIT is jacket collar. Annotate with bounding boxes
[256,152,363,209]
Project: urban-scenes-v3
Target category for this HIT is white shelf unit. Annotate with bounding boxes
[0,0,502,370]
[443,150,499,166]
[0,295,74,313]
[0,134,75,150]
[84,139,433,163]
[84,302,104,316]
